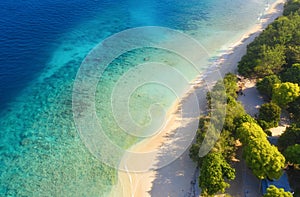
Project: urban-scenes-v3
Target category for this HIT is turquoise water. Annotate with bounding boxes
[0,0,275,196]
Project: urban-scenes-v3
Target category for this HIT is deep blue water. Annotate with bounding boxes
[0,0,271,196]
[0,0,213,111]
[0,0,119,110]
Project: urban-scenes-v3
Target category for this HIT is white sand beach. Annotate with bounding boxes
[109,0,287,196]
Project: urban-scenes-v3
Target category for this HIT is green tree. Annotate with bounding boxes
[189,117,221,165]
[223,73,239,99]
[281,63,300,84]
[238,2,300,77]
[189,143,201,164]
[286,45,300,65]
[212,130,236,160]
[190,74,248,196]
[256,75,281,98]
[253,44,286,77]
[284,144,300,164]
[199,153,235,196]
[243,138,285,179]
[272,82,300,107]
[258,102,281,129]
[234,114,257,127]
[288,97,300,121]
[263,185,293,197]
[278,125,300,150]
[237,122,267,145]
[283,0,300,16]
[237,122,285,180]
[222,96,246,133]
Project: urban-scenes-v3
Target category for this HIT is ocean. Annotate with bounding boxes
[0,0,274,196]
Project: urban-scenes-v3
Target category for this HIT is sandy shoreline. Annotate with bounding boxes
[109,0,287,196]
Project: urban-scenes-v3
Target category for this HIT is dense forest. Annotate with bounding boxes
[238,0,300,176]
[190,0,300,196]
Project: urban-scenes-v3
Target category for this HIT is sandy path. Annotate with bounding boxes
[226,147,261,197]
[109,0,286,196]
[237,80,265,117]
[237,80,289,137]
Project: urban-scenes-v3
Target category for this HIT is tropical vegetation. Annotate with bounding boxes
[190,0,300,195]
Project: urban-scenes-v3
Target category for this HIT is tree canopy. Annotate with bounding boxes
[272,82,300,107]
[283,0,300,16]
[263,185,293,197]
[253,44,286,77]
[237,122,267,144]
[237,122,285,180]
[190,74,242,196]
[281,63,300,84]
[235,0,300,194]
[288,96,300,121]
[243,138,285,180]
[284,144,300,164]
[235,113,257,122]
[256,75,281,98]
[258,102,281,129]
[199,152,235,196]
[238,8,300,77]
[278,125,300,150]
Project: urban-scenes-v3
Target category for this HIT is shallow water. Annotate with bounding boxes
[0,0,275,196]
